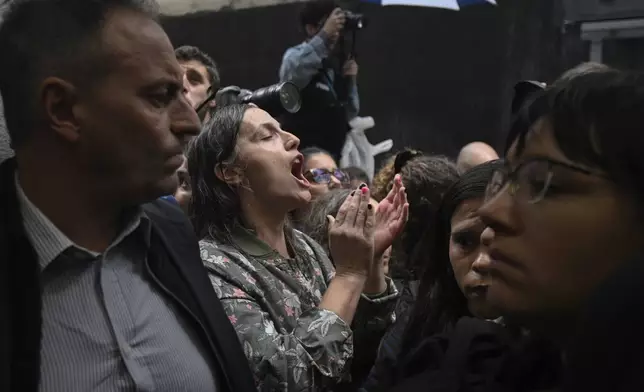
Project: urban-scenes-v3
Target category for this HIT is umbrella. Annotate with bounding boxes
[361,0,496,11]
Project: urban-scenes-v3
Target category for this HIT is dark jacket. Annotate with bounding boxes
[0,158,256,392]
[564,252,644,392]
[359,281,418,392]
[387,317,560,392]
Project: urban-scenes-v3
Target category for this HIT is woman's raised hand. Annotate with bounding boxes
[327,184,375,278]
[373,174,409,258]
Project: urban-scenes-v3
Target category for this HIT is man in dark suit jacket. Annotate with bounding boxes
[0,1,256,391]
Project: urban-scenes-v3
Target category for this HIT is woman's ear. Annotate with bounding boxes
[215,163,243,186]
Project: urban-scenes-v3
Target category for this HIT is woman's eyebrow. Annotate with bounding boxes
[451,216,482,233]
[258,122,280,132]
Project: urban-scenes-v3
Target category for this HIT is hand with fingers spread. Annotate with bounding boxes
[374,174,410,259]
[327,184,375,278]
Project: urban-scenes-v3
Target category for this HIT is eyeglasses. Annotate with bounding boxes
[484,158,598,205]
[304,168,349,185]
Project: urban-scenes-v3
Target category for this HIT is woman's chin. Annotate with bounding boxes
[296,189,313,205]
[470,303,500,321]
[282,190,312,213]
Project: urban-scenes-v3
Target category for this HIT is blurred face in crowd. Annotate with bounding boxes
[477,118,644,335]
[179,59,211,110]
[349,177,368,189]
[305,17,326,39]
[54,9,200,202]
[449,198,497,320]
[304,153,348,199]
[173,157,191,214]
[232,108,312,212]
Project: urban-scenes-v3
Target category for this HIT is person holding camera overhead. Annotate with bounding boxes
[280,0,361,161]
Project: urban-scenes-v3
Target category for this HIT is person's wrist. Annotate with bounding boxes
[318,30,331,46]
[333,271,368,291]
[335,264,369,280]
[363,267,387,295]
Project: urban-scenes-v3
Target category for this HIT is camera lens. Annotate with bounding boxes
[233,81,301,116]
[279,82,301,114]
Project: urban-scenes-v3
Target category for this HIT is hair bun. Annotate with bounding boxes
[394,149,423,174]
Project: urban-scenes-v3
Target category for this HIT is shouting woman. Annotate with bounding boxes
[187,104,408,391]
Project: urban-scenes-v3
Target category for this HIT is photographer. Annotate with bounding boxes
[279,0,360,160]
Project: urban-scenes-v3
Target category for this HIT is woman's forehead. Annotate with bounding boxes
[240,108,277,136]
[451,198,483,229]
[306,153,336,169]
[508,118,569,164]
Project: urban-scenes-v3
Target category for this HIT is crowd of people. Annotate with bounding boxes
[1,0,644,392]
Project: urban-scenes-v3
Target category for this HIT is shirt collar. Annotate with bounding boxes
[230,225,278,258]
[15,174,149,271]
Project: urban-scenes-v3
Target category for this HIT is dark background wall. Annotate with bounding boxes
[4,0,644,164]
[166,1,583,161]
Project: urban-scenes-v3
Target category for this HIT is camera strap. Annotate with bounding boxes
[318,63,352,106]
[320,69,339,101]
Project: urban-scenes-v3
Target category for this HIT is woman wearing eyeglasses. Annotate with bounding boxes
[476,66,644,391]
[386,64,644,392]
[301,147,350,198]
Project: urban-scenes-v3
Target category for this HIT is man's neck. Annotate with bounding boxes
[17,151,123,253]
[240,195,289,258]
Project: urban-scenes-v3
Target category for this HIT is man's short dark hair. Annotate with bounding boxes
[0,0,158,149]
[299,0,336,30]
[174,45,220,92]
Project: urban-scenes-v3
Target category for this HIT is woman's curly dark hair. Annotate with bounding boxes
[372,154,397,202]
[385,151,459,281]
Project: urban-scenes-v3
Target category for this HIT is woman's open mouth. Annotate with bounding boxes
[291,154,310,188]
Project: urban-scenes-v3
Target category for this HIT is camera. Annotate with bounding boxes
[212,82,302,117]
[344,10,367,31]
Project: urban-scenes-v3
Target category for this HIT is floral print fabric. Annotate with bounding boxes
[200,227,398,391]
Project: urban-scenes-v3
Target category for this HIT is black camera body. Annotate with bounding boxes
[213,82,302,117]
[343,10,367,31]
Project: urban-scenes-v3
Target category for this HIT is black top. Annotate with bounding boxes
[564,252,644,392]
[388,317,561,392]
[0,158,256,392]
